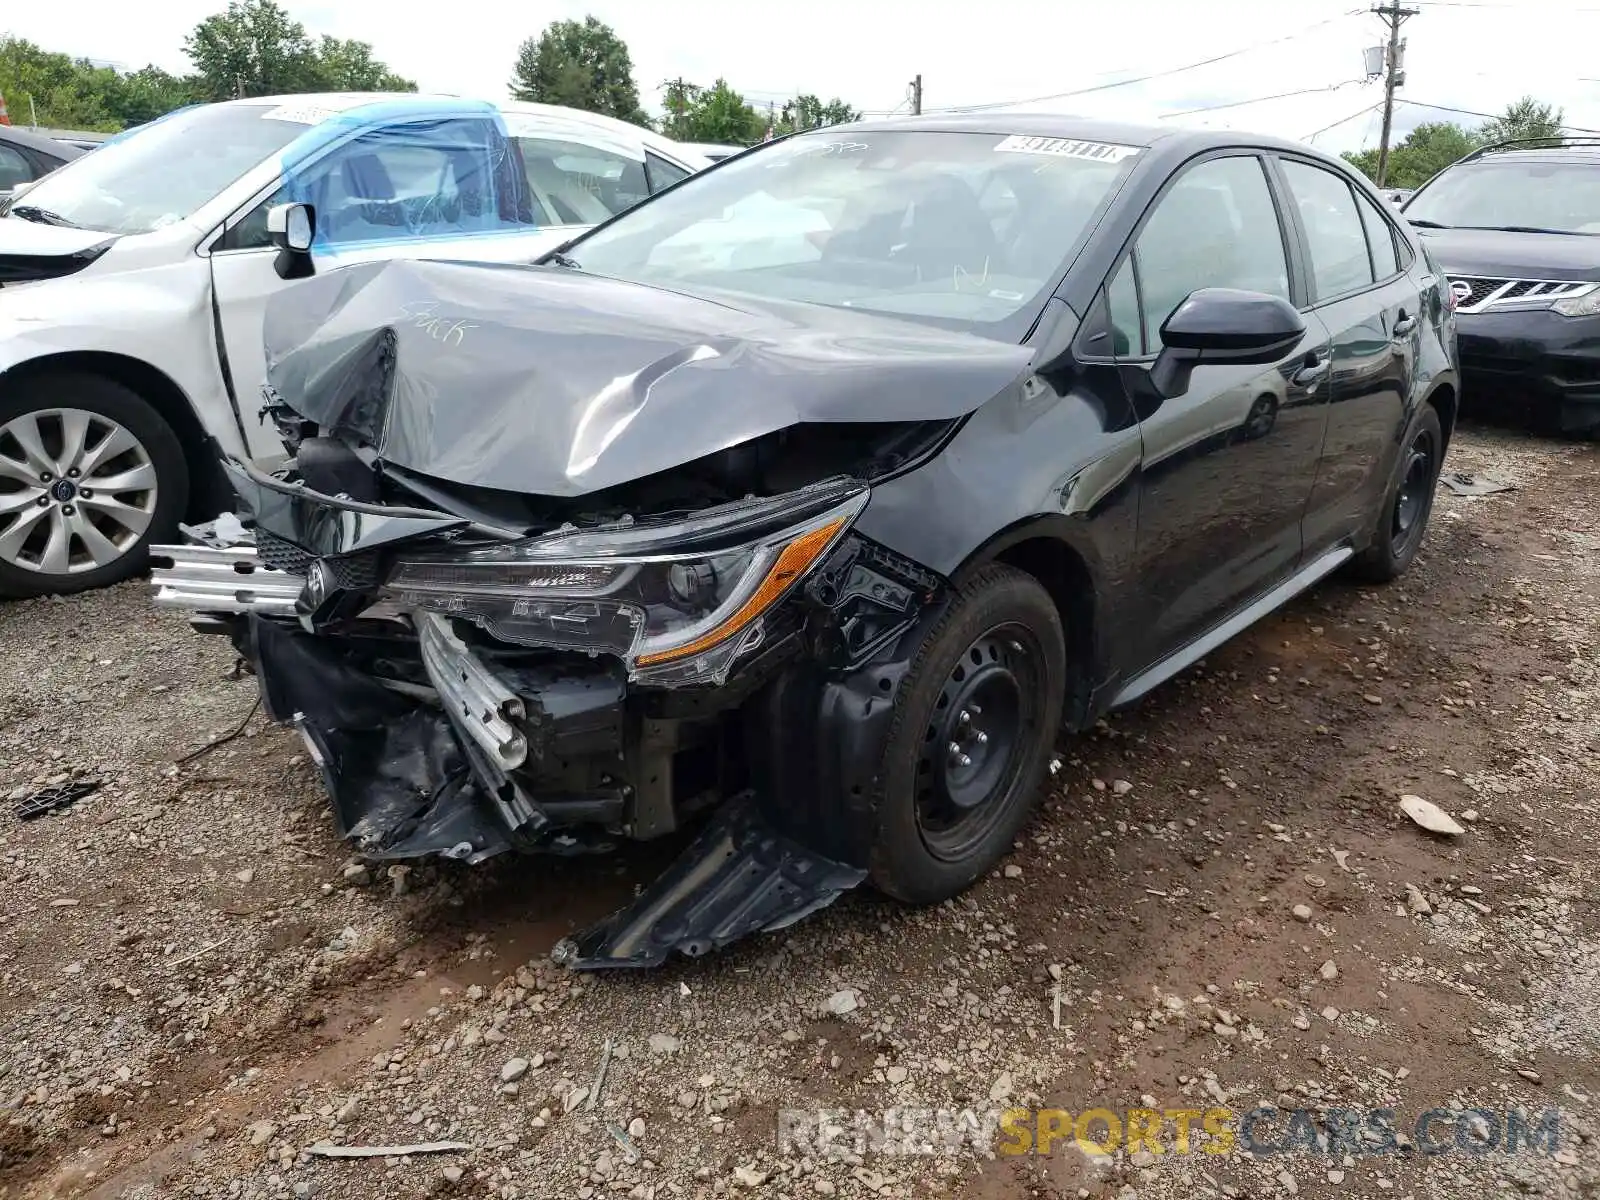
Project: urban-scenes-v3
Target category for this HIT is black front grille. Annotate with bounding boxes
[327,553,382,590]
[1449,277,1507,308]
[256,531,313,574]
[254,531,381,590]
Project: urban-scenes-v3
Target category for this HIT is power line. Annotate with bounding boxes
[1408,0,1600,8]
[1160,80,1368,120]
[1396,97,1600,131]
[920,8,1364,114]
[1304,101,1386,140]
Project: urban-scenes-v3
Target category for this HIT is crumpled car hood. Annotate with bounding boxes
[262,258,1033,496]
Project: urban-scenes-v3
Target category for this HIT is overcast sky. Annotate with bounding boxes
[7,0,1600,152]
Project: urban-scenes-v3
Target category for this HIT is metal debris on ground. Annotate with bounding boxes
[15,779,100,821]
[587,1037,613,1112]
[1442,471,1516,497]
[305,1141,473,1158]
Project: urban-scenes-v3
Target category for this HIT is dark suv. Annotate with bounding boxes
[1402,137,1600,436]
[152,117,1459,967]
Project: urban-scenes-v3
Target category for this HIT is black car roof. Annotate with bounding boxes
[0,125,85,163]
[840,111,1328,160]
[1465,147,1600,164]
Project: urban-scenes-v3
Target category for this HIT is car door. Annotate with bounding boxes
[1273,156,1418,556]
[208,113,551,461]
[1109,152,1334,670]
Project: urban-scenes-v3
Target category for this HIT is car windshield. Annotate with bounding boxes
[8,103,313,235]
[565,129,1142,331]
[1405,158,1600,234]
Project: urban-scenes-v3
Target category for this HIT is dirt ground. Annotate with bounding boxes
[1,424,1597,1200]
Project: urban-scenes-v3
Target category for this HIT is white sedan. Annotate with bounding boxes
[0,93,706,596]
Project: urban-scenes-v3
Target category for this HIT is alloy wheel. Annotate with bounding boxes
[914,622,1047,863]
[0,407,159,576]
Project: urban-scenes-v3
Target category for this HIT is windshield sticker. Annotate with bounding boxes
[793,140,870,156]
[263,103,340,125]
[994,135,1142,162]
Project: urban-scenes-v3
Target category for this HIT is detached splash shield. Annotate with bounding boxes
[161,502,944,969]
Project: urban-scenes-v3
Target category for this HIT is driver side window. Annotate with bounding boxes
[221,117,528,251]
[1126,155,1291,354]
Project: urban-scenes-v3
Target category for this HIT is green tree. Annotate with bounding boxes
[1477,95,1565,147]
[1343,121,1480,189]
[311,36,416,93]
[0,37,118,129]
[776,94,861,135]
[184,0,413,102]
[184,0,321,100]
[106,66,200,127]
[508,17,648,126]
[657,79,765,145]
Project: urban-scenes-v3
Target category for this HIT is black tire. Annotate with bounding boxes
[868,564,1067,904]
[1349,402,1444,584]
[0,373,188,598]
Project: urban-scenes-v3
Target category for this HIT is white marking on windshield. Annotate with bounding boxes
[994,135,1142,162]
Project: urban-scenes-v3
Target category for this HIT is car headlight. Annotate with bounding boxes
[1552,287,1600,317]
[384,477,868,685]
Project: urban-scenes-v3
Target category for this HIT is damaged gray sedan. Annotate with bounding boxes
[150,115,1458,967]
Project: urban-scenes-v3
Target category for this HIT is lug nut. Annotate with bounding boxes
[40,472,52,483]
[974,731,989,745]
[79,488,93,498]
[61,504,75,516]
[35,496,48,507]
[957,753,972,768]
[67,468,80,478]
[958,709,971,724]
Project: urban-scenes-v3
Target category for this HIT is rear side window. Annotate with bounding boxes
[516,137,649,224]
[645,151,690,192]
[1133,154,1291,351]
[1355,188,1401,279]
[1280,160,1374,300]
[0,144,30,191]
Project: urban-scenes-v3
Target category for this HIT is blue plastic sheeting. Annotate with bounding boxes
[272,98,536,252]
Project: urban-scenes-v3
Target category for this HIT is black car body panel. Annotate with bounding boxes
[263,259,1034,497]
[1418,227,1600,282]
[152,114,1459,968]
[1450,307,1600,431]
[1403,145,1600,435]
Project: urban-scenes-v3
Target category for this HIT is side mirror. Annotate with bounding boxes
[1150,288,1306,399]
[267,202,317,280]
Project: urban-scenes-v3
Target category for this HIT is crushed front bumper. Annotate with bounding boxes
[149,503,943,969]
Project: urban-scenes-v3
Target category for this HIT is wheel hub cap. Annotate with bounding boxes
[0,407,158,576]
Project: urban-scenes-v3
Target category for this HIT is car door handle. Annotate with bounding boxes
[1392,312,1417,337]
[1292,352,1329,386]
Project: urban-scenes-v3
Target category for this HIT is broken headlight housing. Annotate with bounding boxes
[384,477,869,686]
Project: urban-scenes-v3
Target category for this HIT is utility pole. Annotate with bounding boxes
[910,74,922,116]
[1373,1,1417,188]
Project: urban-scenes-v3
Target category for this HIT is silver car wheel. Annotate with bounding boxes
[0,407,158,576]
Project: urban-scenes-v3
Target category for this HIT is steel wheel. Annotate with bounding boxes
[1390,424,1438,557]
[914,622,1048,864]
[0,407,159,576]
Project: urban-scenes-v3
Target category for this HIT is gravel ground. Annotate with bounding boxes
[2,425,1597,1200]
